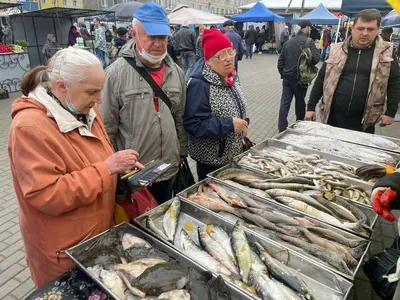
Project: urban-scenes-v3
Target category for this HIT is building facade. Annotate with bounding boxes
[40,0,83,9]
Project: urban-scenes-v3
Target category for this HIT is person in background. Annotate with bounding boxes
[93,17,107,69]
[244,25,257,59]
[279,25,290,52]
[306,9,400,134]
[277,20,319,132]
[174,20,197,79]
[42,34,60,61]
[167,26,177,62]
[195,25,205,61]
[112,25,117,36]
[223,20,244,72]
[100,3,187,204]
[9,47,143,287]
[381,27,393,42]
[321,25,332,61]
[67,25,81,47]
[73,22,80,34]
[184,29,248,180]
[3,23,12,45]
[79,23,91,46]
[108,27,129,65]
[255,26,265,54]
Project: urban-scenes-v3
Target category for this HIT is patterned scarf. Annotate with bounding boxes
[224,69,237,87]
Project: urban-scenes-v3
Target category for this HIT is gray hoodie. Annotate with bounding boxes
[99,40,188,181]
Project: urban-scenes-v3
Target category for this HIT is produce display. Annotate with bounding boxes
[0,43,13,53]
[292,121,400,152]
[142,198,351,299]
[276,132,399,166]
[78,226,232,300]
[10,44,25,53]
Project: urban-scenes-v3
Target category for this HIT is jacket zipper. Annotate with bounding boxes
[347,50,361,116]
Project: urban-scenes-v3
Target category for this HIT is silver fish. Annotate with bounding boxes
[231,220,252,284]
[163,197,181,242]
[121,233,152,250]
[147,216,169,241]
[307,227,367,248]
[206,224,236,265]
[247,207,300,226]
[251,271,290,300]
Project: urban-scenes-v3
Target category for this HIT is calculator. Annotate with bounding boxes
[120,160,173,191]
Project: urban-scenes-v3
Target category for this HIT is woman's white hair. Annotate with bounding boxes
[46,47,101,85]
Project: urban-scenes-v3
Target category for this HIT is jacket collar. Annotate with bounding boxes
[342,35,390,54]
[23,85,97,138]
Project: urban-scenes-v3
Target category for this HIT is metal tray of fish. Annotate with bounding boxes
[178,179,371,281]
[288,120,400,154]
[207,165,378,239]
[136,198,354,299]
[233,149,374,210]
[272,130,400,167]
[66,222,249,300]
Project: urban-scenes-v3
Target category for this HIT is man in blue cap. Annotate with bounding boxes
[100,3,188,204]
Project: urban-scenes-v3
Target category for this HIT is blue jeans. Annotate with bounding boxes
[321,45,330,61]
[246,44,253,58]
[95,48,107,69]
[180,51,196,80]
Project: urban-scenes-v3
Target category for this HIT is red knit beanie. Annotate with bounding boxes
[202,28,233,61]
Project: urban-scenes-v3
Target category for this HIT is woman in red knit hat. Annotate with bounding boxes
[183,28,249,180]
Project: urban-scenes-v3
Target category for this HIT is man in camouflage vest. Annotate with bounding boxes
[306,9,400,134]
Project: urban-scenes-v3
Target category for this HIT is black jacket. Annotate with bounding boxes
[245,29,257,45]
[278,32,320,79]
[174,27,196,52]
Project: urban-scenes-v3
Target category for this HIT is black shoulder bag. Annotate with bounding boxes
[124,57,195,194]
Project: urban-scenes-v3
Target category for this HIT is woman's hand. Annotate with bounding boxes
[233,117,248,133]
[105,150,145,175]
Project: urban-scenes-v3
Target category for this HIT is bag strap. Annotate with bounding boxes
[304,38,312,49]
[124,57,173,111]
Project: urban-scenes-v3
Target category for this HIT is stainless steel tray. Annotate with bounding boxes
[234,148,374,210]
[177,179,371,281]
[272,130,400,166]
[207,165,377,239]
[66,222,249,300]
[135,198,353,298]
[288,120,400,154]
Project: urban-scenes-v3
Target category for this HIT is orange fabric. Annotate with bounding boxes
[8,98,117,287]
[384,165,397,175]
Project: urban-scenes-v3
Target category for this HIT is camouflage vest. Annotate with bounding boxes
[320,36,393,128]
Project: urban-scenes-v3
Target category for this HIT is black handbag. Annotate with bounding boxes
[363,236,400,300]
[173,158,195,195]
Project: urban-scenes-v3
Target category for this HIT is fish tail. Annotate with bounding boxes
[349,243,367,260]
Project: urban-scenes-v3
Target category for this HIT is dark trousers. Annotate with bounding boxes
[278,78,308,132]
[148,177,175,205]
[196,162,221,181]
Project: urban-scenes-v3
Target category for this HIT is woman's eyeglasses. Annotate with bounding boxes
[213,48,236,61]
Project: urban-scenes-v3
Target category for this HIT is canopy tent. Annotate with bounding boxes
[240,0,342,11]
[96,2,142,22]
[341,0,392,16]
[292,3,339,24]
[382,10,400,28]
[230,2,285,22]
[168,5,229,25]
[11,7,115,66]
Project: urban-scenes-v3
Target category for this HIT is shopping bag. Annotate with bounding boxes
[173,159,195,195]
[243,137,256,151]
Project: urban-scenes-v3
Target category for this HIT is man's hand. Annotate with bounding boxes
[379,115,394,127]
[305,111,316,121]
[233,117,248,133]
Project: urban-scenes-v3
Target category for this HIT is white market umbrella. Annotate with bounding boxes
[169,6,229,25]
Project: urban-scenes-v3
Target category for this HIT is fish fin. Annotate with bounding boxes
[117,271,146,298]
[348,243,367,260]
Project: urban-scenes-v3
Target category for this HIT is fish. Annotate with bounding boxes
[187,193,242,216]
[279,234,353,275]
[300,228,358,266]
[208,182,248,208]
[116,258,166,281]
[158,289,191,300]
[206,224,237,264]
[251,271,290,300]
[123,246,173,263]
[198,227,239,275]
[236,192,271,209]
[250,181,322,191]
[121,233,152,251]
[261,176,315,185]
[100,269,128,300]
[249,249,268,276]
[309,194,359,223]
[163,198,181,242]
[219,212,244,224]
[147,216,169,241]
[131,263,189,296]
[231,220,252,284]
[224,179,269,199]
[247,207,301,226]
[180,229,232,277]
[266,189,334,215]
[186,268,211,300]
[274,280,303,300]
[217,168,265,184]
[255,242,313,300]
[307,226,367,250]
[208,276,231,300]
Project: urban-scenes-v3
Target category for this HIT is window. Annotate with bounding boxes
[216,7,219,14]
[41,0,46,3]
[73,0,77,6]
[63,0,66,5]
[52,0,56,5]
[221,8,224,15]
[102,0,107,7]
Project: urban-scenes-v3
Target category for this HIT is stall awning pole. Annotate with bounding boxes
[56,8,64,47]
[335,16,342,43]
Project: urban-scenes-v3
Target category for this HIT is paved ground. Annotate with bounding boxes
[1,54,400,299]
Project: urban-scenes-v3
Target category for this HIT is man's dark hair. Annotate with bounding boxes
[93,17,100,22]
[354,8,382,28]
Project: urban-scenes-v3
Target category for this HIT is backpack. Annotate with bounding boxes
[297,38,318,86]
[105,29,113,42]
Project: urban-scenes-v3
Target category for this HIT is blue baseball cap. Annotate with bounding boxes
[133,3,171,37]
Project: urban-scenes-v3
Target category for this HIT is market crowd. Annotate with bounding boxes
[8,2,400,292]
